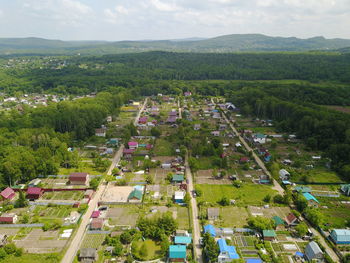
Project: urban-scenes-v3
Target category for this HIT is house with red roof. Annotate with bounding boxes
[91,211,100,218]
[0,213,18,224]
[146,144,153,150]
[123,148,135,159]
[285,213,298,226]
[240,157,249,163]
[0,187,15,201]
[90,218,104,230]
[69,172,90,186]
[128,141,138,149]
[138,116,148,124]
[27,187,43,200]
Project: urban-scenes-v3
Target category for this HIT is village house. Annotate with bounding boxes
[303,193,319,207]
[0,234,7,247]
[285,213,298,226]
[330,229,350,244]
[239,157,249,163]
[128,141,139,149]
[219,124,227,131]
[0,213,18,224]
[194,124,201,130]
[123,148,134,159]
[217,239,240,263]
[69,172,90,186]
[272,216,285,230]
[26,187,43,200]
[204,224,216,237]
[340,184,350,196]
[168,245,186,262]
[176,230,190,237]
[305,241,323,262]
[174,191,185,204]
[128,189,143,202]
[211,131,220,137]
[138,116,148,124]
[172,174,184,184]
[252,133,267,144]
[263,230,276,241]
[106,115,112,122]
[174,236,192,246]
[207,207,220,220]
[79,248,98,262]
[0,187,15,201]
[90,218,104,230]
[95,128,106,137]
[279,169,290,181]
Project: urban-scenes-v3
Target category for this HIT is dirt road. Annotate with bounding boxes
[185,154,203,263]
[61,98,147,263]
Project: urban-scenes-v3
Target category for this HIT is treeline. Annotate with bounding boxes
[229,88,350,180]
[0,90,132,187]
[1,51,350,95]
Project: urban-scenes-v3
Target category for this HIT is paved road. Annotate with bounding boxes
[61,98,147,263]
[178,99,182,119]
[185,154,203,263]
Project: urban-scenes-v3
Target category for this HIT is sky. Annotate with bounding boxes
[0,0,349,41]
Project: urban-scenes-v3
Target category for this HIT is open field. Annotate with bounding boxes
[100,185,134,203]
[176,206,190,230]
[325,105,350,114]
[196,183,278,206]
[1,253,61,263]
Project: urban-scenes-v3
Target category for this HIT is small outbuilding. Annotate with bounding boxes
[69,172,89,186]
[169,245,186,262]
[263,230,276,241]
[207,207,220,220]
[0,213,18,224]
[26,187,43,200]
[79,248,98,262]
[0,187,15,201]
[305,241,323,262]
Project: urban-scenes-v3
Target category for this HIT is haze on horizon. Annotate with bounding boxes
[0,0,349,41]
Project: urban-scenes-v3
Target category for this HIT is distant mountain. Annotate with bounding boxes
[1,34,350,55]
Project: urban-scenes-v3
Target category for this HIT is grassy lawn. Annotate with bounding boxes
[196,183,277,206]
[306,170,345,183]
[132,239,162,261]
[154,138,174,156]
[321,207,350,229]
[33,205,72,219]
[59,166,104,176]
[42,191,84,201]
[196,157,215,170]
[176,207,190,230]
[218,207,249,228]
[1,254,61,263]
[81,234,106,249]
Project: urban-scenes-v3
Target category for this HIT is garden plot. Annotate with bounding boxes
[15,229,67,253]
[41,191,84,201]
[107,206,139,226]
[41,178,68,188]
[152,168,169,184]
[80,233,106,249]
[0,228,19,236]
[217,207,250,228]
[248,206,291,219]
[195,169,232,184]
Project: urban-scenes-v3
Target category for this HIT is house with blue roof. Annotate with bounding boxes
[169,245,186,262]
[204,224,216,237]
[330,229,350,244]
[217,239,239,263]
[245,259,263,263]
[303,193,319,207]
[174,236,192,246]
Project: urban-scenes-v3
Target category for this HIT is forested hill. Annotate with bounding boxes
[1,34,350,54]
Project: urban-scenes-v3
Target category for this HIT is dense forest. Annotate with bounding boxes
[0,89,132,187]
[1,51,350,185]
[1,52,350,96]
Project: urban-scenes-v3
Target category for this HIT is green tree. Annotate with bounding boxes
[295,222,308,237]
[120,231,132,244]
[139,242,148,258]
[15,191,28,208]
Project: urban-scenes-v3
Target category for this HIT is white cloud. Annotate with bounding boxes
[149,0,181,12]
[23,0,93,26]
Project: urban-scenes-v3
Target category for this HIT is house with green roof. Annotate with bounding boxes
[341,184,350,196]
[172,174,184,183]
[303,193,319,207]
[294,186,312,193]
[169,245,186,262]
[263,230,276,241]
[128,189,143,202]
[272,216,285,229]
